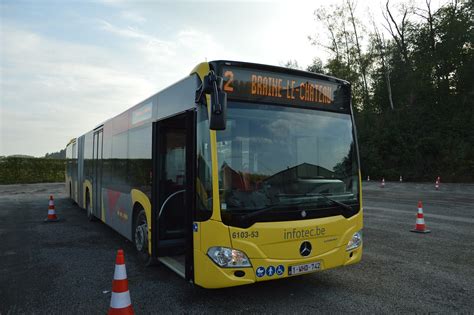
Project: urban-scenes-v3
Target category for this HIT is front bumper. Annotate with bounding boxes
[193,244,362,289]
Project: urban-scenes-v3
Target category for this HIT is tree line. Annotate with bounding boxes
[0,157,65,184]
[289,0,473,182]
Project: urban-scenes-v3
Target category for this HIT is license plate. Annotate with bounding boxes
[288,261,321,275]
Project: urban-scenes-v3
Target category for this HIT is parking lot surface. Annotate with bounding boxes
[1,181,473,313]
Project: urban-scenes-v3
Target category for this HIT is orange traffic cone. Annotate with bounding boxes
[367,176,370,181]
[381,178,385,188]
[435,178,440,190]
[108,250,134,315]
[44,195,60,222]
[400,176,403,182]
[410,201,431,233]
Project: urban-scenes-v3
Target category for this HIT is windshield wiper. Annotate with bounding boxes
[302,193,354,212]
[238,193,354,222]
[238,198,318,222]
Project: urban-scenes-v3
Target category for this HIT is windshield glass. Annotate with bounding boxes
[216,102,359,226]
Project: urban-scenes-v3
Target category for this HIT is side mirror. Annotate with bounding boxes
[209,90,227,130]
[202,71,227,130]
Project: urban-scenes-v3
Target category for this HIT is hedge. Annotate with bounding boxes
[0,157,65,184]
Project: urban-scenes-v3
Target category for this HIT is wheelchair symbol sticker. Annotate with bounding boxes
[276,265,285,276]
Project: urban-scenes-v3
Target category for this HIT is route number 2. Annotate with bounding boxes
[224,70,234,92]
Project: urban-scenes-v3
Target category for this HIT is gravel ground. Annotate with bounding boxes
[1,181,473,314]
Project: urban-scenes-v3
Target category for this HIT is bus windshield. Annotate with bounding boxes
[216,102,359,227]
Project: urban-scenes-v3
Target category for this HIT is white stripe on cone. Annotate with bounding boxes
[49,200,54,206]
[48,210,55,215]
[113,264,127,280]
[416,218,425,224]
[110,291,132,309]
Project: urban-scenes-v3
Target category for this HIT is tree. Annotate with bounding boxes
[371,17,394,110]
[307,0,473,182]
[306,57,325,74]
[309,1,372,111]
[281,59,302,70]
[346,0,370,105]
[44,149,66,159]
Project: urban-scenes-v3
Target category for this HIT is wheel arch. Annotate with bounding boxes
[131,189,152,255]
[85,187,90,206]
[83,179,93,209]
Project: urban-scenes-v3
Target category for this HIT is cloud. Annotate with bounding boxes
[96,0,126,5]
[0,26,156,156]
[120,10,147,24]
[1,18,234,156]
[99,20,177,60]
[99,19,152,41]
[98,19,236,79]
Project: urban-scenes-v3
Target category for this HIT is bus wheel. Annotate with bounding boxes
[134,209,152,265]
[70,183,76,205]
[86,192,95,221]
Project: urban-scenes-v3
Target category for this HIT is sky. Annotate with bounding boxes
[0,0,443,157]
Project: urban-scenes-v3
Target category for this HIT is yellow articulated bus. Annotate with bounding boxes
[65,60,362,288]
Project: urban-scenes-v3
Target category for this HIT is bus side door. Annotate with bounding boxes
[152,110,196,281]
[92,129,103,218]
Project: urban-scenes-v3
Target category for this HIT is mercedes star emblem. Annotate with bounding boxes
[299,241,312,257]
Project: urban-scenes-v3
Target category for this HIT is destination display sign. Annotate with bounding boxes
[221,67,348,111]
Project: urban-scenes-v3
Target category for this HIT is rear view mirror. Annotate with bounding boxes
[201,71,227,130]
[209,89,227,130]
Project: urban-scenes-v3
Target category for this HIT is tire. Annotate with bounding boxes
[134,209,153,266]
[86,192,95,221]
[70,183,77,205]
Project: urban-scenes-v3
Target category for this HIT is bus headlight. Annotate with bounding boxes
[207,247,251,268]
[346,230,362,251]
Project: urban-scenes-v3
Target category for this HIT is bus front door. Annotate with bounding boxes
[152,110,195,281]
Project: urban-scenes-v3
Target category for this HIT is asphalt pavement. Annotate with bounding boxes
[1,181,473,314]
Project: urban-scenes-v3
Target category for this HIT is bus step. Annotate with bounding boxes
[159,255,185,278]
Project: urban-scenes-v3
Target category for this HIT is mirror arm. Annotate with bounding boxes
[212,76,222,114]
[194,71,221,111]
[195,84,204,104]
